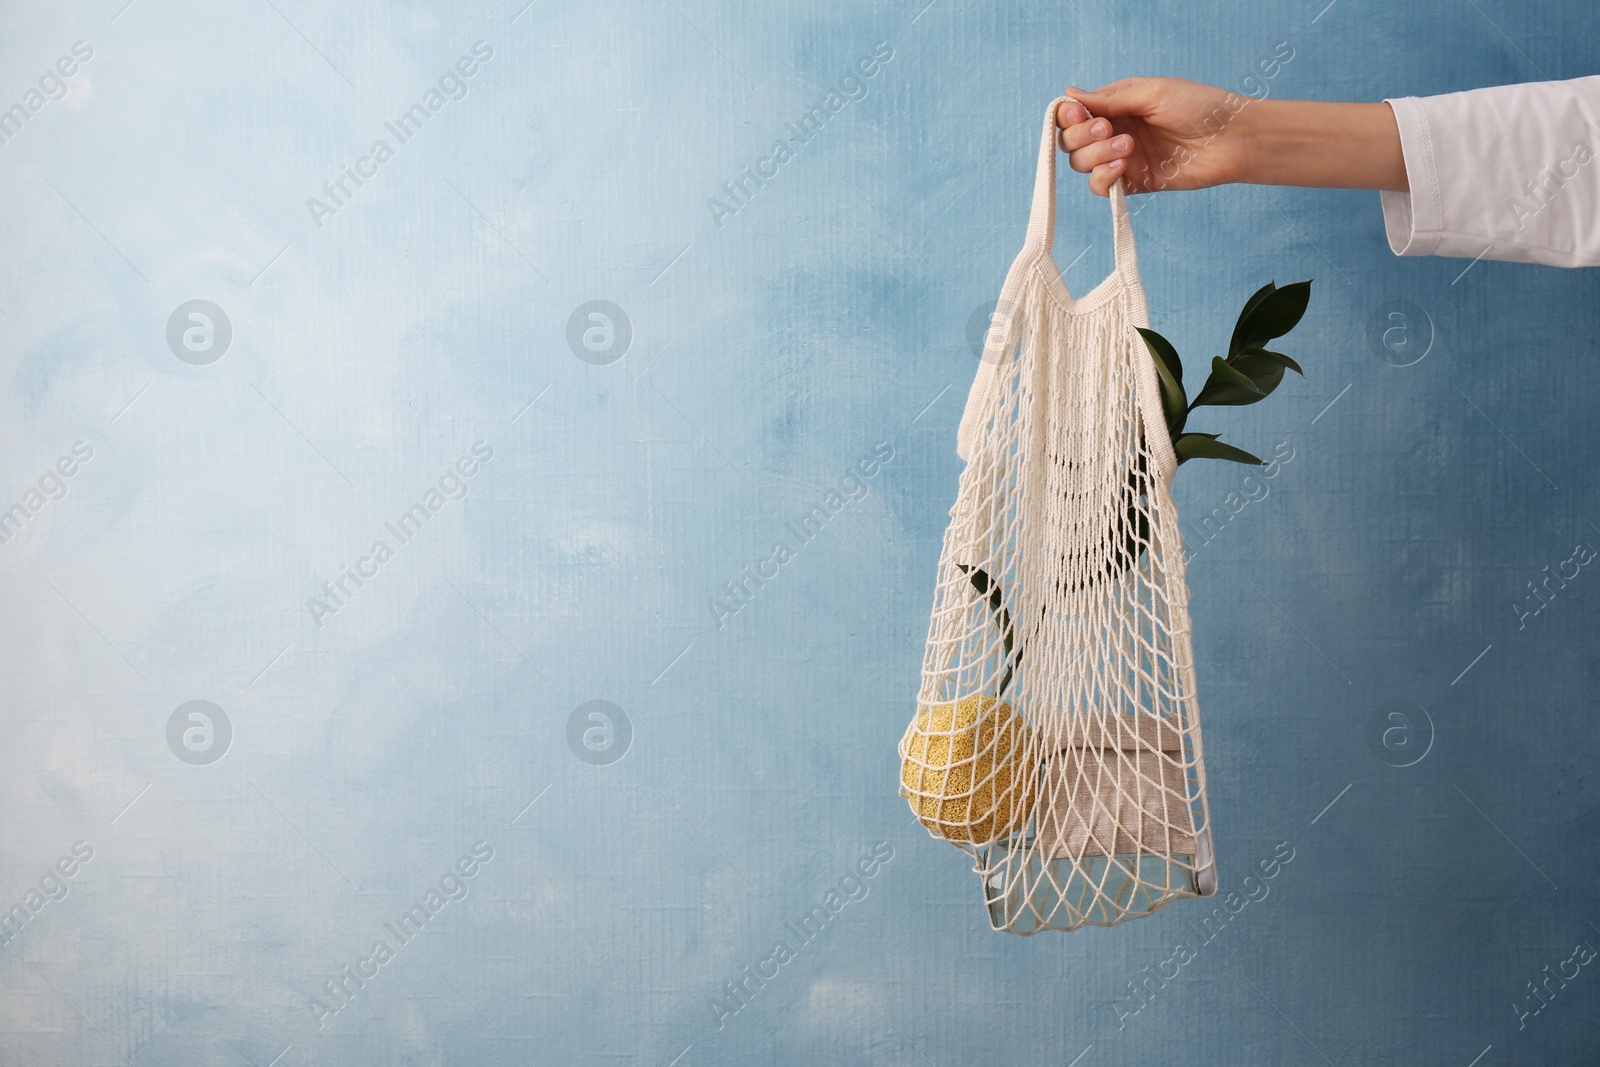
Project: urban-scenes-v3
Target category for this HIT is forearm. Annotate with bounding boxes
[1232,99,1409,191]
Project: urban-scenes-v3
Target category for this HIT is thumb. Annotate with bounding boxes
[1064,79,1160,120]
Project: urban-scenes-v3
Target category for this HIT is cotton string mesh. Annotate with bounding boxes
[900,97,1215,933]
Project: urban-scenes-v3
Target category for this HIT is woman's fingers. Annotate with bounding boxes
[1088,158,1125,197]
[1067,133,1132,174]
[1056,99,1086,128]
[1058,113,1114,153]
[1066,79,1158,119]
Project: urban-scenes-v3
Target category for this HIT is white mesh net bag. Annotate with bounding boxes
[899,96,1217,934]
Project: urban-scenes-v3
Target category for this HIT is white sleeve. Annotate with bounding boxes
[1380,77,1600,268]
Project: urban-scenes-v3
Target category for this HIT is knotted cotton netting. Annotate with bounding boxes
[900,97,1217,934]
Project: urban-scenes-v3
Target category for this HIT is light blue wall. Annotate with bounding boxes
[1,1,1596,1063]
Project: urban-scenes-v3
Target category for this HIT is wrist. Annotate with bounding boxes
[1219,96,1267,186]
[1228,98,1408,191]
[1228,97,1296,186]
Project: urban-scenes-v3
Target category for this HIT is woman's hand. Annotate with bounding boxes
[1056,78,1248,196]
[1055,77,1409,196]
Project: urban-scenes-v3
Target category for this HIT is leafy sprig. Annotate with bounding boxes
[1137,279,1312,466]
[946,281,1314,704]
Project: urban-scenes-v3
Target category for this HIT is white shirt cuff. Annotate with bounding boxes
[1379,95,1440,258]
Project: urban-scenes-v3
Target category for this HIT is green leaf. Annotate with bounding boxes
[1173,433,1264,466]
[1229,351,1287,397]
[1236,346,1304,376]
[1136,327,1183,383]
[1232,280,1312,353]
[1136,327,1187,436]
[1191,356,1267,408]
[1227,281,1278,357]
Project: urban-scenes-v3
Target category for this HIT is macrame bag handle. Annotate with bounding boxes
[1026,95,1140,279]
[960,95,1161,474]
[970,96,1144,379]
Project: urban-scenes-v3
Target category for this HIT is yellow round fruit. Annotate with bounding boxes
[900,695,1035,844]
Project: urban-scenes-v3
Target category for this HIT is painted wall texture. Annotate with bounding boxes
[1,1,1596,1064]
